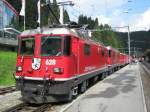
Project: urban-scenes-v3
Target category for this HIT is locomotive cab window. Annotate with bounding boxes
[63,36,71,56]
[20,37,35,55]
[84,44,91,56]
[41,36,62,56]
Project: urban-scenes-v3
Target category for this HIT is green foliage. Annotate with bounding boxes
[48,0,60,24]
[64,10,70,23]
[6,0,21,12]
[117,30,150,54]
[26,0,39,29]
[41,0,49,26]
[0,51,16,86]
[24,0,49,28]
[78,15,98,29]
[94,18,99,28]
[6,0,61,30]
[7,0,38,30]
[92,24,124,49]
[78,14,124,49]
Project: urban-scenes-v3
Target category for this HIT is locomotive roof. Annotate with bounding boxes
[20,27,80,37]
[20,27,105,47]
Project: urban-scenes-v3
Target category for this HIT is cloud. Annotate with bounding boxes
[71,0,127,16]
[112,9,122,17]
[58,0,150,31]
[58,0,127,16]
[97,7,150,31]
[58,0,127,23]
[95,15,111,25]
[130,7,150,31]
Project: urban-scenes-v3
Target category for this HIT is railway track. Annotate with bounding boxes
[141,62,150,77]
[0,86,16,95]
[139,62,150,112]
[3,103,53,112]
[142,62,150,70]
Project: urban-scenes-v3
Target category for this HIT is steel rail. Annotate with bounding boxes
[3,103,52,112]
[0,86,16,95]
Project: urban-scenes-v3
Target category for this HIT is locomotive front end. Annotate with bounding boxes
[15,29,75,103]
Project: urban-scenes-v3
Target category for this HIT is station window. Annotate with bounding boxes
[84,44,91,56]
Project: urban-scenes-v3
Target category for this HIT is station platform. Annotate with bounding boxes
[63,63,147,112]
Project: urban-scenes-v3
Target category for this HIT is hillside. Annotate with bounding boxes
[0,51,16,85]
[117,30,150,56]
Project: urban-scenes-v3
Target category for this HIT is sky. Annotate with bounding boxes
[57,0,150,32]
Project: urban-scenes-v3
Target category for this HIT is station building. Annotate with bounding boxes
[0,0,20,48]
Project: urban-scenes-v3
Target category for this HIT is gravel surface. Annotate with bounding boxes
[0,91,22,112]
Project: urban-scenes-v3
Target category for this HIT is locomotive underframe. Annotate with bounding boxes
[16,67,108,104]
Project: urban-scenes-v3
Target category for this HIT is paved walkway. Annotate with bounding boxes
[63,64,147,112]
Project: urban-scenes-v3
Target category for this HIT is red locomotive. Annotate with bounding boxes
[15,25,129,104]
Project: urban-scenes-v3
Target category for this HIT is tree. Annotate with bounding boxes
[117,30,150,55]
[78,15,84,24]
[48,0,60,24]
[7,0,71,29]
[78,15,98,29]
[64,10,70,23]
[6,0,21,12]
[92,24,124,49]
[41,0,49,26]
[94,18,99,28]
[25,0,38,29]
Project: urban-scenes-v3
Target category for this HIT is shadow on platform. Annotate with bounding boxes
[84,68,137,99]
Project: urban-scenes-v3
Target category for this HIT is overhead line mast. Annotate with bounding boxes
[57,1,74,24]
[44,1,74,25]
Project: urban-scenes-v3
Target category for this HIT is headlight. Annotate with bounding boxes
[53,68,63,74]
[16,66,22,72]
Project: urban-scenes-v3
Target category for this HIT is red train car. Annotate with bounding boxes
[106,46,120,72]
[15,27,109,103]
[119,53,129,66]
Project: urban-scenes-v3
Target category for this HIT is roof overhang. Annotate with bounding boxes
[4,27,21,35]
[2,0,19,16]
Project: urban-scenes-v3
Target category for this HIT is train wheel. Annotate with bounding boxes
[104,72,107,78]
[101,73,106,80]
[68,88,73,101]
[94,76,99,82]
[112,69,115,73]
[72,86,78,99]
[80,81,87,93]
